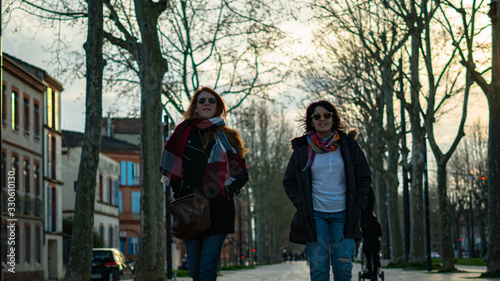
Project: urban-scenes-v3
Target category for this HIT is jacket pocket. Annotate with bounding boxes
[290,209,308,234]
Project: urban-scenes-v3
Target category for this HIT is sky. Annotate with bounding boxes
[1,3,490,139]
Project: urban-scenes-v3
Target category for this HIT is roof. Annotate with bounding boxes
[62,130,140,152]
[3,53,64,92]
[103,118,142,134]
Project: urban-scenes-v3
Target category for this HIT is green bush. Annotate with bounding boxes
[219,264,255,271]
[454,258,486,266]
[170,270,190,277]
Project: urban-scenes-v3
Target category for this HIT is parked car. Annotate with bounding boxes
[431,252,440,258]
[91,248,134,280]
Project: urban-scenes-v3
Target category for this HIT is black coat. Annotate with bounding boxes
[283,131,373,244]
[169,127,249,237]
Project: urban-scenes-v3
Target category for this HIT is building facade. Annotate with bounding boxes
[1,53,64,280]
[61,130,121,254]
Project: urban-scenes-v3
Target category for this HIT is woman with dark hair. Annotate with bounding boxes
[283,100,373,281]
[160,86,249,281]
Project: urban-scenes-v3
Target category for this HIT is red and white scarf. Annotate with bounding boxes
[160,117,238,197]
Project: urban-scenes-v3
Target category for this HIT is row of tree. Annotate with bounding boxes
[296,0,499,275]
[4,0,499,278]
[5,0,294,280]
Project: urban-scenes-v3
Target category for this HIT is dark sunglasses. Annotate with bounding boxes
[198,97,217,104]
[311,112,333,120]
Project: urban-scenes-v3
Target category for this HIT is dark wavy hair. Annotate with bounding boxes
[300,100,344,134]
[184,86,227,120]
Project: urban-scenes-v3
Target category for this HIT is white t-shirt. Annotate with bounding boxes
[310,149,346,212]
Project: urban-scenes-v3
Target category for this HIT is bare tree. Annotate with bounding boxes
[443,0,500,274]
[301,0,409,263]
[15,0,169,279]
[449,119,488,258]
[159,0,287,115]
[64,0,105,280]
[235,102,296,264]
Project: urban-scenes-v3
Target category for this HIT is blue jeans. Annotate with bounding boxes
[185,233,227,281]
[306,211,355,281]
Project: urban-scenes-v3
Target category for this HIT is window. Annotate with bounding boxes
[11,89,19,131]
[23,95,30,135]
[125,161,140,186]
[132,162,139,185]
[23,159,30,194]
[47,87,53,128]
[99,224,104,242]
[108,177,113,204]
[128,237,139,255]
[12,155,19,192]
[1,151,6,190]
[118,191,122,212]
[34,100,40,139]
[47,87,58,130]
[99,173,103,201]
[47,134,56,179]
[35,227,41,263]
[108,226,114,248]
[34,162,40,196]
[2,82,7,125]
[120,161,127,185]
[131,191,141,213]
[47,186,57,232]
[25,225,30,264]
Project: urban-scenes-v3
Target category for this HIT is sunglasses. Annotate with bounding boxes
[198,97,217,104]
[311,112,333,120]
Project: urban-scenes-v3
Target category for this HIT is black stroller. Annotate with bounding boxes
[358,250,384,281]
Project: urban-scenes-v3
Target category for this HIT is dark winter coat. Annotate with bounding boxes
[169,127,249,237]
[283,131,373,244]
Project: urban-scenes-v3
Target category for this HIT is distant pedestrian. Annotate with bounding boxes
[361,214,382,280]
[283,100,373,281]
[160,86,249,281]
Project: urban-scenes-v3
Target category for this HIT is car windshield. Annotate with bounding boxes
[92,251,114,263]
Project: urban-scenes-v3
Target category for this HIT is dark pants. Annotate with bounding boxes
[185,234,227,281]
[364,251,379,279]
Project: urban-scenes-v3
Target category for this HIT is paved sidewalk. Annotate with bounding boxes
[172,261,497,281]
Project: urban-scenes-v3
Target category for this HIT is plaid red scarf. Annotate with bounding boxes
[302,131,340,172]
[160,117,237,197]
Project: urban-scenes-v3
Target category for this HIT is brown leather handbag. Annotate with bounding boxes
[168,189,211,240]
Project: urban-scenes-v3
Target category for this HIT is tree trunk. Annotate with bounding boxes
[374,167,388,259]
[485,87,500,272]
[133,1,168,280]
[383,56,404,264]
[485,0,500,274]
[64,0,104,280]
[436,162,454,271]
[407,18,426,266]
